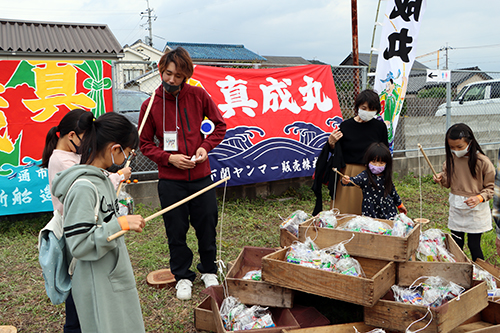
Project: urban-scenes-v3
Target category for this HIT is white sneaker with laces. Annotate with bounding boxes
[201,273,219,288]
[175,279,192,300]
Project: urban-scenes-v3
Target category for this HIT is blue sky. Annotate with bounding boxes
[3,0,500,72]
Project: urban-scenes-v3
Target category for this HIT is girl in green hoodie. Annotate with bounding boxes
[52,112,146,333]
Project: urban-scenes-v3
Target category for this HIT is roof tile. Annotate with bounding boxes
[0,19,123,57]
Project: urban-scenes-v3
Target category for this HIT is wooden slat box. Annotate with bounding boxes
[475,258,500,287]
[280,228,299,248]
[364,281,489,333]
[226,246,294,308]
[398,234,473,288]
[298,215,420,262]
[208,285,300,333]
[450,299,500,332]
[282,322,378,333]
[194,296,217,332]
[261,247,395,307]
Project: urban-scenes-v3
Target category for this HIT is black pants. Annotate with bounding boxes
[158,176,218,282]
[64,291,81,333]
[451,230,484,261]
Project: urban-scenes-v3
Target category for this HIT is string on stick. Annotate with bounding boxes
[107,177,230,242]
[332,167,361,188]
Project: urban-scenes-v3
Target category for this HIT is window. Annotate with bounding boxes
[462,84,487,102]
[123,69,144,83]
[490,82,500,99]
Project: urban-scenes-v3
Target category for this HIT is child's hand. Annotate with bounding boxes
[464,195,481,209]
[398,204,408,215]
[118,167,132,181]
[124,215,146,233]
[341,175,351,185]
[433,173,443,183]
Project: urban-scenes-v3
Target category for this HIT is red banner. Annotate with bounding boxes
[191,64,342,186]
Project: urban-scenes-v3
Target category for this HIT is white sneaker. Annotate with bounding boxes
[175,279,192,300]
[201,273,219,288]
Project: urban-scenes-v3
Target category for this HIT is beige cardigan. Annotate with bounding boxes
[439,153,495,201]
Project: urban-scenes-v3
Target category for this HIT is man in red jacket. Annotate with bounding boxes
[138,47,226,300]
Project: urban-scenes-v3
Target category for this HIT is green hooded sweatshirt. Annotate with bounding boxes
[52,165,145,333]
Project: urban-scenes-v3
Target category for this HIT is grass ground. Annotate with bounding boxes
[0,174,498,332]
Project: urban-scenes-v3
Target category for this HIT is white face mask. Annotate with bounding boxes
[451,144,469,158]
[358,109,377,122]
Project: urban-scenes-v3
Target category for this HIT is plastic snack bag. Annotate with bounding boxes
[280,210,310,237]
[117,187,134,216]
[242,270,262,281]
[339,216,392,235]
[315,210,338,228]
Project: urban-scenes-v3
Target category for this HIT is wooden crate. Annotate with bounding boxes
[475,258,500,285]
[280,228,299,248]
[194,296,217,332]
[298,215,420,262]
[364,281,489,333]
[208,285,300,333]
[282,322,377,333]
[450,299,500,332]
[261,247,395,307]
[398,234,473,288]
[226,246,294,308]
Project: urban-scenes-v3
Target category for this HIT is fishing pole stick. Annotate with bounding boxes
[115,93,155,197]
[417,143,438,177]
[332,167,361,188]
[107,176,230,242]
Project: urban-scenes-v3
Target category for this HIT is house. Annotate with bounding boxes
[164,42,266,65]
[406,66,493,95]
[123,41,268,93]
[260,56,311,67]
[339,52,429,73]
[0,18,123,61]
[116,39,164,90]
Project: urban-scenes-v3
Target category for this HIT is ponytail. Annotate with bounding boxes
[40,126,59,168]
[40,109,86,168]
[79,112,138,165]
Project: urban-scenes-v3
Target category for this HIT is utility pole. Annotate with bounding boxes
[444,43,452,130]
[351,0,360,97]
[141,0,157,47]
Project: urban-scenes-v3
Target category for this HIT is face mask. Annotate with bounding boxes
[369,163,386,175]
[107,145,128,173]
[451,144,469,158]
[358,109,377,122]
[69,133,82,154]
[162,80,181,94]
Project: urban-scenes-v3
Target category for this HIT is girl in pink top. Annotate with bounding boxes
[41,109,131,214]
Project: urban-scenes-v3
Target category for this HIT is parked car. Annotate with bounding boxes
[114,89,157,178]
[435,79,500,116]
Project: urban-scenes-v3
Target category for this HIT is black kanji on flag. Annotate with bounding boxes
[383,28,413,62]
[389,0,423,22]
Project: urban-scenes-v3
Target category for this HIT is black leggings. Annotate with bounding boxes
[450,230,484,261]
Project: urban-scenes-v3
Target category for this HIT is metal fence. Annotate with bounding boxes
[112,61,500,176]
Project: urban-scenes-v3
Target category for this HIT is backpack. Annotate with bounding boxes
[38,178,99,305]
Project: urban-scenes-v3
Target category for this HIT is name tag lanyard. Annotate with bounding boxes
[163,88,179,151]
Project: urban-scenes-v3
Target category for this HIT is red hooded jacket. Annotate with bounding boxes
[138,83,226,181]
